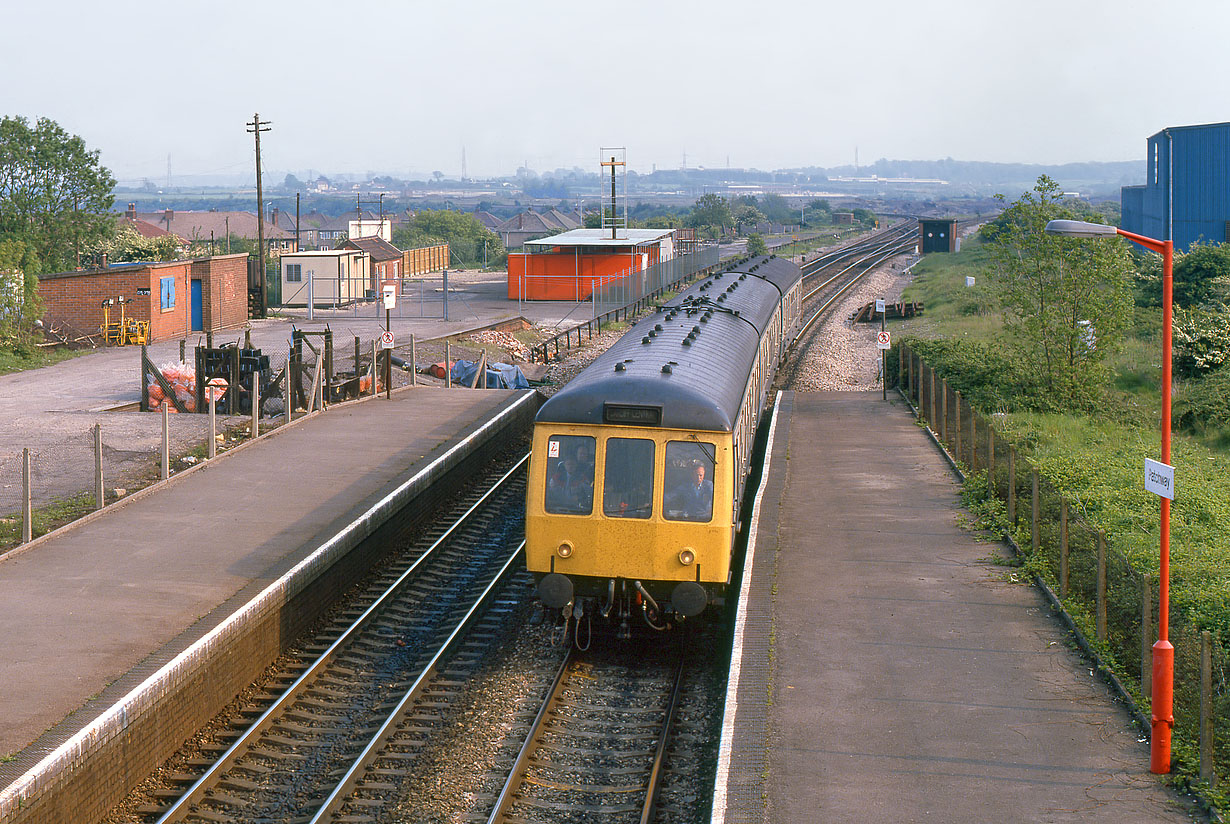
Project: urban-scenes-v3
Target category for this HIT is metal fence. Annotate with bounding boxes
[527,247,722,363]
[898,342,1227,786]
[276,273,450,320]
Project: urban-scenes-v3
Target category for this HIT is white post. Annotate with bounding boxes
[308,273,314,321]
[94,422,104,510]
[208,393,217,459]
[251,380,260,438]
[161,405,170,480]
[285,361,293,422]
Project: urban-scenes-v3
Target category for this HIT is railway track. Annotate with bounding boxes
[485,639,688,824]
[135,451,533,824]
[775,221,919,387]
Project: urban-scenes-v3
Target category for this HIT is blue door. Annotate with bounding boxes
[190,279,203,331]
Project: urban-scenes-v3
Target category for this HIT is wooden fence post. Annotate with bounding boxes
[1007,447,1017,526]
[955,392,963,463]
[941,381,948,445]
[1031,468,1040,556]
[410,334,417,387]
[445,341,452,388]
[987,427,996,496]
[22,448,32,544]
[929,367,937,427]
[1201,630,1215,785]
[970,412,978,473]
[94,422,104,511]
[1142,574,1153,697]
[1097,531,1107,642]
[1059,498,1068,599]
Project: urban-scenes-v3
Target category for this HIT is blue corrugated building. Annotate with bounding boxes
[1121,121,1230,250]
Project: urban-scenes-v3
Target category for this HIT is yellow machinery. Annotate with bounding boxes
[100,297,149,346]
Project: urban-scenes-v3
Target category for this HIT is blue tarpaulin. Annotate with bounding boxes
[449,360,530,389]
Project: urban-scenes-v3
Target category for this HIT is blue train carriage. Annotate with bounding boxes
[527,255,802,633]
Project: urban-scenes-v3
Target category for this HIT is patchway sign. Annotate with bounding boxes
[1145,458,1175,500]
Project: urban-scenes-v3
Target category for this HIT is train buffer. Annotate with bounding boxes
[850,300,923,323]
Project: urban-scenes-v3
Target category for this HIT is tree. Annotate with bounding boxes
[686,193,733,238]
[758,193,795,225]
[807,198,832,214]
[0,116,116,274]
[732,204,765,234]
[283,173,305,191]
[0,238,42,350]
[987,175,1135,410]
[391,209,504,269]
[746,233,768,256]
[87,225,182,264]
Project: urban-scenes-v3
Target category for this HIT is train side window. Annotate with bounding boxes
[664,441,715,522]
[602,438,655,519]
[544,435,595,515]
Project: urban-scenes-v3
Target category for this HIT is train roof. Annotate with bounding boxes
[536,255,801,432]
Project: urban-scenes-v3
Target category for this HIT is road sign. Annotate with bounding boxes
[1145,458,1175,500]
[876,330,892,350]
[382,283,397,310]
[380,330,395,350]
[205,377,228,402]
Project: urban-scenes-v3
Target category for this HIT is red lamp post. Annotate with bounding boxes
[1044,219,1174,773]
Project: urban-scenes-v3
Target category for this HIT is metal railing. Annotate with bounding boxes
[527,247,721,363]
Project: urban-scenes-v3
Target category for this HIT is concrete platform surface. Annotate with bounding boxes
[715,391,1192,823]
[0,387,524,761]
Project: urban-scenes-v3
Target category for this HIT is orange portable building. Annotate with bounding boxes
[507,228,676,301]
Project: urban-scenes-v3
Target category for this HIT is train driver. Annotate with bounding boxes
[667,463,714,522]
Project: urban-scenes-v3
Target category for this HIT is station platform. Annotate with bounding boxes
[713,391,1193,823]
[0,387,538,824]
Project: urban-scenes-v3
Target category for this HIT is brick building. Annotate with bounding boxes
[38,254,249,343]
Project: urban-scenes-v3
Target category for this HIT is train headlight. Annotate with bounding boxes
[557,541,574,559]
[678,548,695,566]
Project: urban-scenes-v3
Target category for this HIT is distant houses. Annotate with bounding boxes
[494,208,581,249]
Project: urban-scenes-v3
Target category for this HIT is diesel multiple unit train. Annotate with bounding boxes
[526,254,802,634]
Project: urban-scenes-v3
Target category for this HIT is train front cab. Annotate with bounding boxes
[526,423,735,620]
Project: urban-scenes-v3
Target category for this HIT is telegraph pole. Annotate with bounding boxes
[247,113,272,318]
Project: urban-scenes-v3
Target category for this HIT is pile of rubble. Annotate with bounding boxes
[468,329,530,361]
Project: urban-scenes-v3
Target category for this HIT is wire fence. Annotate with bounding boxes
[277,272,449,320]
[898,341,1226,785]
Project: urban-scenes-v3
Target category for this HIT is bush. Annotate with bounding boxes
[1178,367,1230,432]
[1174,305,1230,377]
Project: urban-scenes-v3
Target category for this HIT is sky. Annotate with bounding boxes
[6,0,1230,183]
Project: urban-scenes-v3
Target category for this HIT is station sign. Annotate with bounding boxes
[1145,458,1175,500]
[876,330,892,350]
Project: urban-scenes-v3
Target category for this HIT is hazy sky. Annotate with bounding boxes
[6,0,1229,182]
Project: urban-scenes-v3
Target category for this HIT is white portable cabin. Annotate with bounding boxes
[280,250,371,307]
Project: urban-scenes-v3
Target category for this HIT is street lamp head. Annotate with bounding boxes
[1044,219,1118,238]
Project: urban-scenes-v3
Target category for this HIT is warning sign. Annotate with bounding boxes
[548,440,560,458]
[380,331,395,349]
[876,330,892,350]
